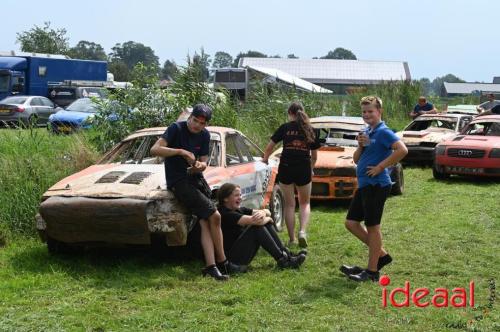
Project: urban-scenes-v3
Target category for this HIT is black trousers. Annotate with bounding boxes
[228,223,285,265]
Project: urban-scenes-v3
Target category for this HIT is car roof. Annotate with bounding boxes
[122,126,242,141]
[310,116,365,125]
[470,115,500,123]
[415,113,467,120]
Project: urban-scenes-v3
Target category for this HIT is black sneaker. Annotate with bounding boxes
[277,253,306,269]
[348,270,379,282]
[202,265,229,281]
[377,254,393,271]
[217,260,248,275]
[340,264,363,276]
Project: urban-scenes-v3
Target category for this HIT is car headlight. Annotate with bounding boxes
[489,148,500,158]
[435,145,447,156]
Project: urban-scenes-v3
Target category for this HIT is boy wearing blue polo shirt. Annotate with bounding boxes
[340,96,408,282]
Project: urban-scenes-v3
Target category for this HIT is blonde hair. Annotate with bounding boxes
[360,96,383,110]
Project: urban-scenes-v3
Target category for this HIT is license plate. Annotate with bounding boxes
[58,126,72,133]
[0,109,10,113]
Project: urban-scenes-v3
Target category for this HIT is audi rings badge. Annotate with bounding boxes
[458,149,473,157]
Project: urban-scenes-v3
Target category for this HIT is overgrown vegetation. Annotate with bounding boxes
[0,129,98,237]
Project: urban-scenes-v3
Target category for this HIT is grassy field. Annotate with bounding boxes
[0,166,498,331]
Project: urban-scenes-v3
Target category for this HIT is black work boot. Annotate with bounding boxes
[202,265,229,281]
[217,260,248,275]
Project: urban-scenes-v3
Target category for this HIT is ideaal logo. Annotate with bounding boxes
[379,275,475,308]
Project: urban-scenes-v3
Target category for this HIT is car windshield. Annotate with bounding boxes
[100,134,220,166]
[65,98,97,113]
[464,121,500,136]
[1,96,27,104]
[320,127,362,147]
[406,118,457,131]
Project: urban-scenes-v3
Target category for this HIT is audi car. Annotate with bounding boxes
[433,115,500,179]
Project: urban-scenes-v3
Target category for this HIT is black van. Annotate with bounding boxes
[48,86,106,108]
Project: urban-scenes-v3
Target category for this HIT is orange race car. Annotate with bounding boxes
[271,116,404,200]
[36,126,284,254]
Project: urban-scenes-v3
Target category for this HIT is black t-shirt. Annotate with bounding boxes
[491,104,500,114]
[271,121,320,163]
[161,121,210,187]
[218,205,253,250]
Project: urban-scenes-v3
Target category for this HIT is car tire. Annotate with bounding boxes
[432,164,450,180]
[390,163,404,195]
[270,185,285,232]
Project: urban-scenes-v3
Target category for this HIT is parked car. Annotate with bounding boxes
[396,113,474,164]
[0,95,62,127]
[270,116,404,200]
[36,126,285,254]
[47,98,98,133]
[433,115,500,179]
[48,85,107,108]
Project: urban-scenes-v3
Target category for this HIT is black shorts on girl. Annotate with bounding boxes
[346,184,391,226]
[277,161,311,186]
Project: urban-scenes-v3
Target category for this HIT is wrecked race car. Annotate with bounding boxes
[397,113,474,164]
[36,126,284,254]
[271,116,404,200]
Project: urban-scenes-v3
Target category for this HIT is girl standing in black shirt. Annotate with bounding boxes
[217,183,306,269]
[262,102,320,248]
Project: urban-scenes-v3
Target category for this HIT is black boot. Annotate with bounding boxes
[202,265,229,281]
[277,252,306,269]
[217,260,248,275]
[340,264,363,276]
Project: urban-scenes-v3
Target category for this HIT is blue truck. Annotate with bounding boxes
[0,52,107,101]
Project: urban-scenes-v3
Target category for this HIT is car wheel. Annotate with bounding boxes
[27,115,38,127]
[270,185,285,232]
[390,163,404,195]
[432,164,450,180]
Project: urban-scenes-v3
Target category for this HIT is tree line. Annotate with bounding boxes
[15,22,464,95]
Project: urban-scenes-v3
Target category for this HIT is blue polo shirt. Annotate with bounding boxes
[356,121,399,188]
[414,102,434,112]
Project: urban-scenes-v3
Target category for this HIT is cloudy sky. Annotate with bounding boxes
[2,0,498,82]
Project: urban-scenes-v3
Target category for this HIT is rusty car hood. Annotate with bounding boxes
[43,163,168,200]
[397,129,457,145]
[315,146,357,168]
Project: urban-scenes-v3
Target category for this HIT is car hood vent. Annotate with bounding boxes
[120,172,152,185]
[453,136,465,141]
[95,171,126,184]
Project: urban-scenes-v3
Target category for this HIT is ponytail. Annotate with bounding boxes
[288,102,315,144]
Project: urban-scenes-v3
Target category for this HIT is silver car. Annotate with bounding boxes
[0,95,62,127]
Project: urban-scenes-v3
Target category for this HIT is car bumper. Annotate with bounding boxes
[311,176,358,200]
[37,196,195,246]
[0,114,29,125]
[435,157,500,176]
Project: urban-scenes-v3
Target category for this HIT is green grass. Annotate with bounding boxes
[0,168,498,331]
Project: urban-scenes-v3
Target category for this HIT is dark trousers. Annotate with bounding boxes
[228,224,285,265]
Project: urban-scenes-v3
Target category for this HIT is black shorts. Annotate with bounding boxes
[277,161,311,186]
[346,184,391,227]
[170,176,216,220]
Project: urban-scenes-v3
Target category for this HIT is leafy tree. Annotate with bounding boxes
[109,41,160,72]
[321,47,357,60]
[418,78,432,96]
[287,54,299,59]
[431,74,465,96]
[16,22,69,55]
[190,48,211,81]
[161,60,179,80]
[67,41,107,60]
[232,50,267,67]
[212,51,233,68]
[108,60,130,82]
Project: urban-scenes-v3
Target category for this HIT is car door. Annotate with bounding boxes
[29,97,44,124]
[39,97,57,123]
